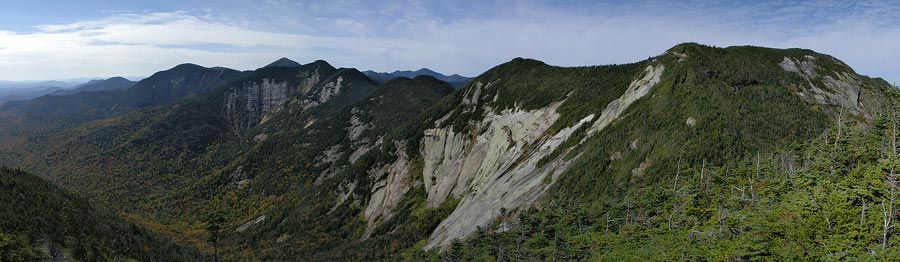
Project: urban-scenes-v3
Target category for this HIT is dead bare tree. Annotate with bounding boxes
[515,224,525,260]
[700,159,707,192]
[884,199,893,250]
[834,108,844,152]
[752,151,759,205]
[605,213,621,235]
[673,155,682,193]
[862,199,867,229]
[669,154,683,230]
[883,110,898,250]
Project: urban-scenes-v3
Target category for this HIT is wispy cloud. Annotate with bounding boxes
[0,1,898,84]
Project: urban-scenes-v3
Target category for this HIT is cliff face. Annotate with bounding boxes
[351,44,894,252]
[352,63,669,249]
[223,69,322,130]
[223,78,291,128]
[778,55,884,118]
[220,62,339,132]
[420,64,665,249]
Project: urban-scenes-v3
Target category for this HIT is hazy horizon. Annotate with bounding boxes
[2,1,900,84]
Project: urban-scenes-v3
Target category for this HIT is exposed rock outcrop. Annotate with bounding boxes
[362,143,412,238]
[235,215,266,233]
[416,63,666,250]
[422,106,597,249]
[223,68,323,130]
[779,55,872,118]
[300,76,344,111]
[588,64,664,135]
[223,78,289,127]
[347,107,372,141]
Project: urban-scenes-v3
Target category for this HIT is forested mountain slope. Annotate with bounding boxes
[0,64,244,137]
[0,43,896,261]
[48,77,136,96]
[416,44,900,260]
[225,43,893,260]
[0,167,202,261]
[0,58,458,260]
[432,106,900,260]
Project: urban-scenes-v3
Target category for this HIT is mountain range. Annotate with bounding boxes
[0,78,139,105]
[363,68,472,88]
[0,43,899,260]
[48,77,136,96]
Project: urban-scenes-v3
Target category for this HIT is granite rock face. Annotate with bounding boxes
[779,55,880,118]
[223,69,323,130]
[419,64,666,249]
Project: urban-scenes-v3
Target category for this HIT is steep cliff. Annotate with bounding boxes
[352,43,893,253]
[222,61,335,131]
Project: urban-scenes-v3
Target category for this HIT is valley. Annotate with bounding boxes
[1,43,899,260]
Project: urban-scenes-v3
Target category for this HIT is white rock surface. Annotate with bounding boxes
[419,63,666,250]
[421,102,562,209]
[362,143,411,238]
[347,107,372,141]
[588,64,664,135]
[423,108,595,249]
[223,78,289,128]
[686,117,696,126]
[235,215,266,233]
[779,55,870,118]
[300,76,344,111]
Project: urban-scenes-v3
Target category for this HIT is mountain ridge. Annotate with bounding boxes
[363,68,472,88]
[48,76,136,96]
[0,43,897,260]
[263,57,303,68]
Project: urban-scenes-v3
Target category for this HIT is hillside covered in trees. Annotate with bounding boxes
[0,43,898,261]
[421,109,900,260]
[0,167,202,261]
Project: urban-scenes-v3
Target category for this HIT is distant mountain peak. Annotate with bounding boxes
[171,63,206,71]
[46,76,136,96]
[364,68,472,88]
[305,59,335,70]
[264,57,303,68]
[107,76,129,81]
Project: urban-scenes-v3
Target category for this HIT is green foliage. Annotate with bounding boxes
[0,167,204,261]
[432,105,900,260]
[356,76,455,137]
[0,43,896,261]
[0,230,43,262]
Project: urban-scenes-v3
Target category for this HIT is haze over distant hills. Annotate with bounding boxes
[259,57,473,88]
[363,68,472,88]
[0,77,144,105]
[48,77,137,96]
[0,79,90,89]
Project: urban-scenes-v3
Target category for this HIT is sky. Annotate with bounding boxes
[0,0,899,84]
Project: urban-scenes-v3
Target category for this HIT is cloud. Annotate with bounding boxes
[0,1,899,85]
[0,12,394,80]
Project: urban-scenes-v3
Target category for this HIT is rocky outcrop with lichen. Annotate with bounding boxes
[779,55,884,119]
